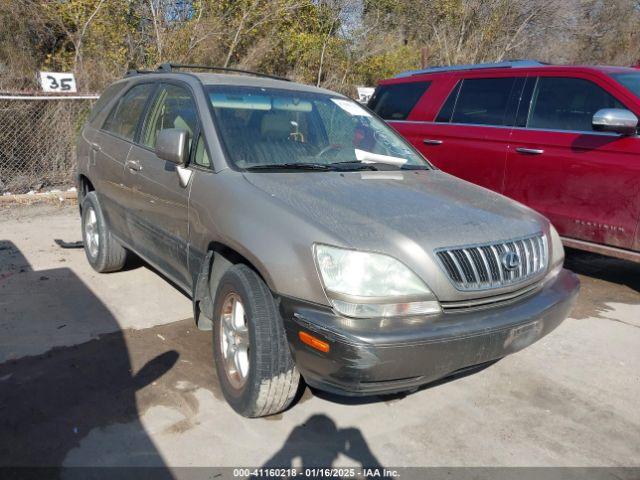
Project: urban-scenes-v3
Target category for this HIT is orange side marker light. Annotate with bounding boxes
[299,331,330,353]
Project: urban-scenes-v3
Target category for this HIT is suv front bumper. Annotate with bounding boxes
[279,269,579,396]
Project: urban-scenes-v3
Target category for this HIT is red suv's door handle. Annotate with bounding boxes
[423,139,443,145]
[515,147,544,155]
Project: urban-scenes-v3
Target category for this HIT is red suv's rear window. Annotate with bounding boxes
[368,82,430,120]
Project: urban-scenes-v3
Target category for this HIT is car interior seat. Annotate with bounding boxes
[249,112,311,165]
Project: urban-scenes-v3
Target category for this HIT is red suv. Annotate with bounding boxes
[369,60,640,262]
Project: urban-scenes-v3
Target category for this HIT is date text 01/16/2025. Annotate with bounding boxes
[232,468,400,478]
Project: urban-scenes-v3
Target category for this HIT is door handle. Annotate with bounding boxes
[126,159,142,172]
[515,147,544,155]
[423,139,443,145]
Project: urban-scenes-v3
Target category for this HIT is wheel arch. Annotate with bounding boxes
[77,174,95,212]
[192,241,275,331]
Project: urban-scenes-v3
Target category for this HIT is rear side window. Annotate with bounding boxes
[527,77,625,132]
[89,83,126,124]
[446,77,516,126]
[102,83,155,141]
[368,81,430,120]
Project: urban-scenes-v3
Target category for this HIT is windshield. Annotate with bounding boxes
[611,72,640,98]
[206,86,430,171]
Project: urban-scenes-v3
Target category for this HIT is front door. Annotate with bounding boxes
[505,76,640,249]
[125,82,200,288]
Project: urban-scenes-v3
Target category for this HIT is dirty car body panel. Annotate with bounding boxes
[281,269,578,395]
[77,68,579,401]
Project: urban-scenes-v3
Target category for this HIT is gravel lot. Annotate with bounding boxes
[1,204,638,472]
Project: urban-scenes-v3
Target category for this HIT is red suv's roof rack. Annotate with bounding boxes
[395,60,547,78]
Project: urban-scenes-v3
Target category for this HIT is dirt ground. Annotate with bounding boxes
[1,204,639,473]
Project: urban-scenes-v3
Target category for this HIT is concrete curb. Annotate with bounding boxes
[0,190,78,205]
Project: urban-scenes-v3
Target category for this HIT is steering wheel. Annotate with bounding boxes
[315,144,344,158]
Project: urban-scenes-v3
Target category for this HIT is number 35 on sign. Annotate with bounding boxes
[39,72,77,93]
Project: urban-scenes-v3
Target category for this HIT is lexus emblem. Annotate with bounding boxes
[501,251,521,271]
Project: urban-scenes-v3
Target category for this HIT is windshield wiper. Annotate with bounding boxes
[330,160,431,171]
[399,164,430,170]
[331,160,416,171]
[245,162,334,171]
[328,160,379,171]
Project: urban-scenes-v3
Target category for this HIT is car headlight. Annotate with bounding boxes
[314,244,441,318]
[546,224,565,282]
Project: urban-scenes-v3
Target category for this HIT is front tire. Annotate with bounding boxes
[212,264,300,417]
[81,191,129,273]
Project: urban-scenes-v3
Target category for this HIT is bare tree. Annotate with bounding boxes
[148,0,165,60]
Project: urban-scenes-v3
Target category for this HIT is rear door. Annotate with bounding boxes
[505,75,640,249]
[387,76,523,193]
[124,82,201,288]
[93,82,156,242]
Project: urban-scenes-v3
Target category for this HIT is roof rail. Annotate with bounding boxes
[124,69,156,77]
[156,63,290,81]
[395,60,546,78]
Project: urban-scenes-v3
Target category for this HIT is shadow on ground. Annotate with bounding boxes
[563,248,640,320]
[260,414,382,477]
[0,240,176,474]
[564,248,640,293]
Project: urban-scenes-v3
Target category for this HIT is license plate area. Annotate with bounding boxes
[503,320,543,350]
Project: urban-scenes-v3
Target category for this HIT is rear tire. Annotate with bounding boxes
[81,191,129,273]
[212,264,300,417]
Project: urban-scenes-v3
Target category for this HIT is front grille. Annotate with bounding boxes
[440,282,541,312]
[435,233,548,291]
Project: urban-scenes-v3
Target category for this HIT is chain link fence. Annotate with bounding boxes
[0,94,98,195]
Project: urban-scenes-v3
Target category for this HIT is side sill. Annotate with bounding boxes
[562,237,640,264]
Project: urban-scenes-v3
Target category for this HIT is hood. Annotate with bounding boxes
[242,169,549,300]
[243,169,545,247]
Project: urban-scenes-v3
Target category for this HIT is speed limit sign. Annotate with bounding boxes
[39,72,77,93]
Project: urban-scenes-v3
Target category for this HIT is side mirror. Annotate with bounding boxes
[592,108,638,136]
[155,128,189,165]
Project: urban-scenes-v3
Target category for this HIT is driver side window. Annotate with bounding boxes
[142,83,198,151]
[527,77,625,132]
[194,135,211,167]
